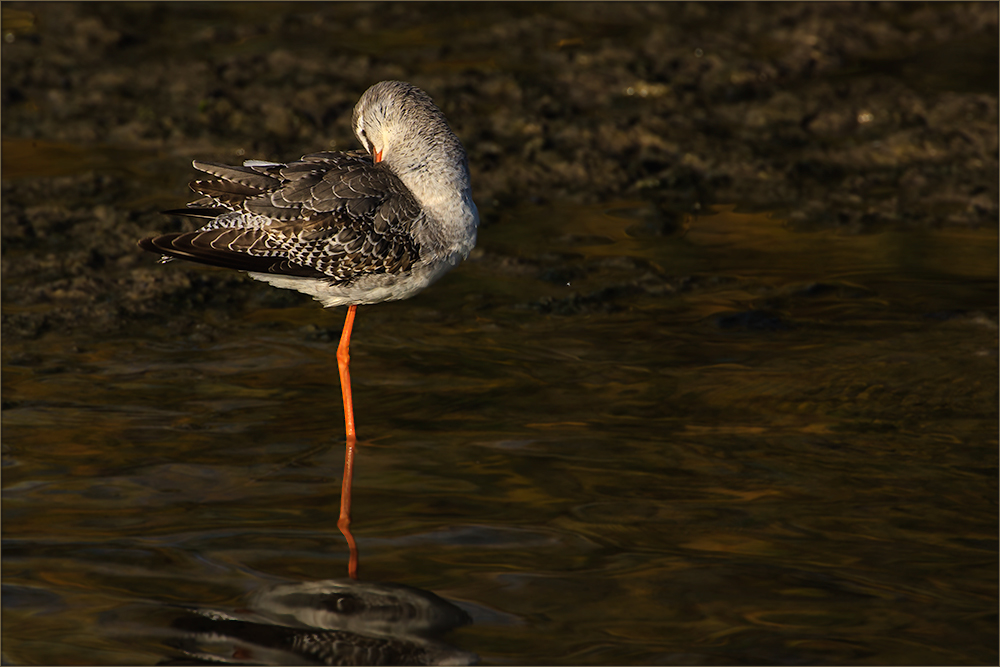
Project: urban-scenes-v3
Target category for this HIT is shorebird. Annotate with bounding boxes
[139,81,479,578]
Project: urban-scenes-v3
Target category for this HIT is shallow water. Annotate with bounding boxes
[3,195,997,664]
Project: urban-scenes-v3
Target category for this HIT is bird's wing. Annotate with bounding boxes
[140,151,423,283]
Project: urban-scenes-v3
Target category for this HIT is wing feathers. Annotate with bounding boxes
[141,151,423,283]
[141,231,328,278]
[192,160,280,190]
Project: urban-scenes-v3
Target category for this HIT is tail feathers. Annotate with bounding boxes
[137,232,327,278]
[161,207,227,219]
[192,160,280,190]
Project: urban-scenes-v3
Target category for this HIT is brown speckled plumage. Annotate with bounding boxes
[143,151,422,282]
[139,81,478,308]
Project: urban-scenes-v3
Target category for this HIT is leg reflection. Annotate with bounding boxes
[338,436,359,579]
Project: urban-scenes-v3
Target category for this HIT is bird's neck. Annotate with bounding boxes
[392,142,479,257]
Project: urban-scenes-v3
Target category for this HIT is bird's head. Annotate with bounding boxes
[352,81,454,172]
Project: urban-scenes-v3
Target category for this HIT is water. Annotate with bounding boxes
[3,196,996,664]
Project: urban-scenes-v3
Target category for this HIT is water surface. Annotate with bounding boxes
[4,198,996,664]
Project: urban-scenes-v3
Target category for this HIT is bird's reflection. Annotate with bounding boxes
[158,579,478,666]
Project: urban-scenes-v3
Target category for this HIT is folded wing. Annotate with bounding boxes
[140,151,423,284]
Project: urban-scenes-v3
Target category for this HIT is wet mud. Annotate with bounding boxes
[2,2,997,340]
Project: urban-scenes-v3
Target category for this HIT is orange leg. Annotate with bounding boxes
[336,305,359,579]
[337,305,358,441]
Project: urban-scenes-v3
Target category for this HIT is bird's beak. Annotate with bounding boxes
[374,148,383,163]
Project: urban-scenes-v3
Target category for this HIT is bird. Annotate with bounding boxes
[139,81,479,578]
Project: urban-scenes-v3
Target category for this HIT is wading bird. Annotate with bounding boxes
[139,81,479,577]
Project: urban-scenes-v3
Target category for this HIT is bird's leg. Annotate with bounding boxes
[337,305,358,441]
[336,305,359,579]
